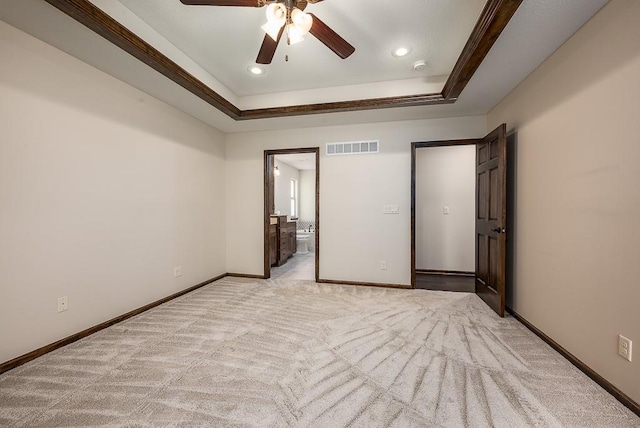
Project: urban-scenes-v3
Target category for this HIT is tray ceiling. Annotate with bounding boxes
[0,0,610,132]
[116,0,487,98]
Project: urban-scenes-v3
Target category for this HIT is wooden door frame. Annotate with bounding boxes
[264,147,320,281]
[410,139,480,288]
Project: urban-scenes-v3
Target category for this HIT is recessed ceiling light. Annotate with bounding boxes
[392,46,411,58]
[247,65,265,75]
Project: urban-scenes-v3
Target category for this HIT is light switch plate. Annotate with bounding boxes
[443,206,450,215]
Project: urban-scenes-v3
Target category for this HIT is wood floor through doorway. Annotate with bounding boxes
[415,272,474,292]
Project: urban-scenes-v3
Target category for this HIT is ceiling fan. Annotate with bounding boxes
[179,0,355,64]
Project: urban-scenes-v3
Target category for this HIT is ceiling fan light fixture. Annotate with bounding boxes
[262,21,283,41]
[291,8,313,35]
[265,2,286,24]
[286,22,305,45]
[262,3,286,40]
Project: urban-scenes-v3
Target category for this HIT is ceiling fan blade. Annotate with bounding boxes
[308,13,355,59]
[256,27,284,64]
[180,0,261,6]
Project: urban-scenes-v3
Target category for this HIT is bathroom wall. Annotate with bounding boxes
[298,169,317,252]
[299,169,316,223]
[415,145,475,272]
[273,159,300,217]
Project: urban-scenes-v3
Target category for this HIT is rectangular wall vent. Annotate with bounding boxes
[326,140,379,156]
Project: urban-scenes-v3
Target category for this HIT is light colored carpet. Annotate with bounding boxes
[0,277,638,427]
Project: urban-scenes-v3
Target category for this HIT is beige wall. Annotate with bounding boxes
[488,0,640,403]
[415,145,475,272]
[0,22,227,363]
[225,116,486,283]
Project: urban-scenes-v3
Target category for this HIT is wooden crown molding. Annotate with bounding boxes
[442,0,523,99]
[43,0,522,121]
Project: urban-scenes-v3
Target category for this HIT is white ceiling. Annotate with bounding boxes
[116,0,486,97]
[0,0,609,133]
[277,153,316,171]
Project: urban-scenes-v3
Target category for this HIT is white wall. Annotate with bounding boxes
[415,145,475,272]
[0,22,226,363]
[299,169,316,222]
[273,159,299,217]
[488,0,640,403]
[226,116,486,283]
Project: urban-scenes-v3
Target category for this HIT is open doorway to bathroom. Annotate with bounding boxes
[264,148,319,281]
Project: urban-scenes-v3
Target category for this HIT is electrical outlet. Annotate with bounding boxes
[173,266,183,278]
[618,335,632,362]
[443,206,450,215]
[380,261,387,270]
[57,296,68,313]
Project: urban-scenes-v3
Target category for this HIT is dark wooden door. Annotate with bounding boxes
[475,124,507,317]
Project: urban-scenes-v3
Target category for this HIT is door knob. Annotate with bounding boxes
[492,227,506,234]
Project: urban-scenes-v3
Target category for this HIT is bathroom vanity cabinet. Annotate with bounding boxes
[271,216,297,267]
[269,224,277,266]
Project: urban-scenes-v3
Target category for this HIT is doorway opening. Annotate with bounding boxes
[264,148,319,281]
[413,142,477,293]
[411,124,508,317]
